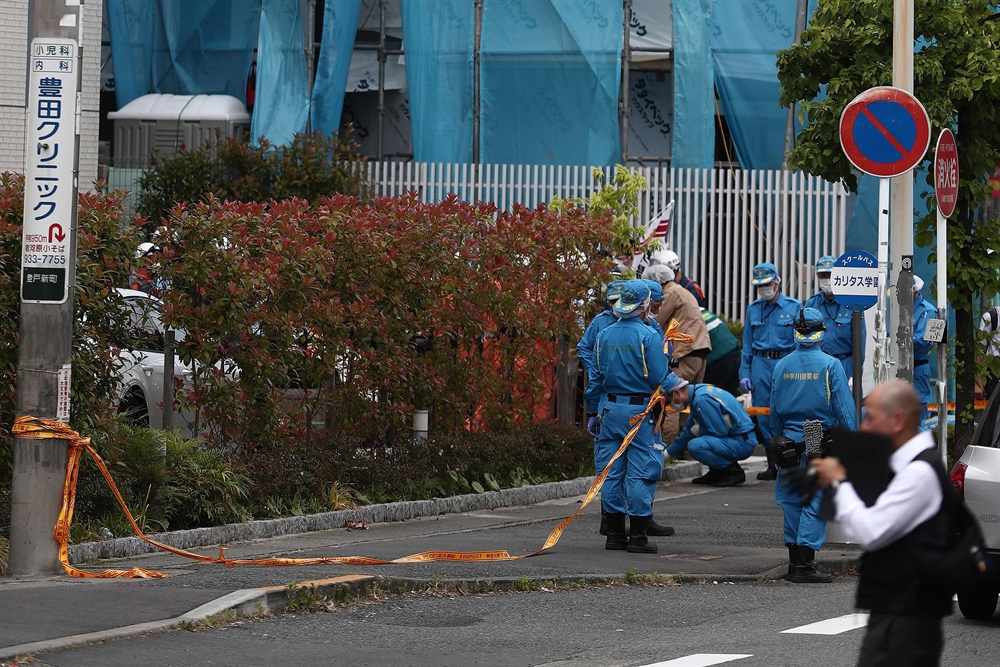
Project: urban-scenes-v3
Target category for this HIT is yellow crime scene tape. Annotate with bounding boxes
[744,400,986,416]
[14,392,667,578]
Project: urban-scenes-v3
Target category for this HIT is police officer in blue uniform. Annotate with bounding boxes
[586,280,682,554]
[912,275,938,425]
[577,280,626,376]
[770,307,857,583]
[739,263,801,480]
[666,383,757,487]
[643,279,666,339]
[804,255,866,381]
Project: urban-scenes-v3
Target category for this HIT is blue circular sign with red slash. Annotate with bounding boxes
[840,86,931,178]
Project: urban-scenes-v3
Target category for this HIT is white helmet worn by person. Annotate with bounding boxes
[660,250,681,272]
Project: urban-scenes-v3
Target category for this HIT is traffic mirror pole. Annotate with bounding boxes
[10,0,84,576]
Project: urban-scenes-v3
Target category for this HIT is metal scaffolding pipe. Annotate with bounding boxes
[473,0,484,163]
[620,0,632,164]
[377,0,387,160]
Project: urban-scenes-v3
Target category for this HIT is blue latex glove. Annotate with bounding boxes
[740,377,753,393]
[587,416,601,438]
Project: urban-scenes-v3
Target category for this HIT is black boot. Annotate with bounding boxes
[787,545,832,583]
[599,510,608,536]
[757,462,778,481]
[712,462,747,487]
[626,515,658,553]
[647,516,675,537]
[691,467,723,485]
[605,512,628,550]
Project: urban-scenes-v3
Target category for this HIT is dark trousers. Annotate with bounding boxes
[704,351,740,396]
[857,613,943,667]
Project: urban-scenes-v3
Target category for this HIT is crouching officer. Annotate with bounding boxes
[586,280,683,554]
[770,307,857,583]
[666,382,757,486]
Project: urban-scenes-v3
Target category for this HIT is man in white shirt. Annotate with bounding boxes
[812,380,951,667]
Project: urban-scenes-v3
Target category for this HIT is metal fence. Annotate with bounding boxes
[105,162,851,322]
[365,162,851,321]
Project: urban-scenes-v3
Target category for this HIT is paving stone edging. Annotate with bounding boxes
[68,461,704,564]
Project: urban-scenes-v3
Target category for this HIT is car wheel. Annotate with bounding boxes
[957,588,999,619]
[118,387,150,428]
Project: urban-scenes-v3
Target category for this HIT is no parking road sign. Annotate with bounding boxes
[832,250,879,311]
[840,87,931,178]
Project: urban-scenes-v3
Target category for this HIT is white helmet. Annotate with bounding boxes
[660,249,681,272]
[135,242,155,259]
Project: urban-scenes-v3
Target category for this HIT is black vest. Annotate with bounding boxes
[855,448,954,617]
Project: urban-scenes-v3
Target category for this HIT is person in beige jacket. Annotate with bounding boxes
[644,264,712,443]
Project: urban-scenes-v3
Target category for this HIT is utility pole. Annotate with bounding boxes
[890,0,915,382]
[9,0,84,576]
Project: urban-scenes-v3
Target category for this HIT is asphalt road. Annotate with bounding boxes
[28,578,1000,667]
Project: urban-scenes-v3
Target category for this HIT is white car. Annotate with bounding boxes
[115,288,194,433]
[950,383,1000,619]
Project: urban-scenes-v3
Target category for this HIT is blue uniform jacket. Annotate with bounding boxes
[804,292,866,360]
[769,345,857,441]
[667,384,756,457]
[576,310,616,375]
[913,295,937,362]
[585,318,674,414]
[739,294,801,381]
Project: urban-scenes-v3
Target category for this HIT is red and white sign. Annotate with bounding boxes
[933,128,958,218]
[839,86,931,178]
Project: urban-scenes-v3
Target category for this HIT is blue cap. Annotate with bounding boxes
[816,255,837,273]
[643,279,663,302]
[606,279,626,302]
[794,307,826,343]
[751,262,778,286]
[612,280,651,316]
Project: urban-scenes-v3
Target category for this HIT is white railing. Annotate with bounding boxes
[366,162,851,321]
[106,162,850,322]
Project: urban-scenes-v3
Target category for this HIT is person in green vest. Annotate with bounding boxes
[702,309,741,395]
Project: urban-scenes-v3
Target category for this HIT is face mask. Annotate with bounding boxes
[757,285,777,301]
[819,278,833,295]
[670,401,685,412]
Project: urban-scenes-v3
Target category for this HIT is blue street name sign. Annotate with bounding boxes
[832,250,879,311]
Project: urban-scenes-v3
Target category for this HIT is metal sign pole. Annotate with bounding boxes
[936,206,948,466]
[852,310,863,423]
[873,177,891,385]
[10,0,84,576]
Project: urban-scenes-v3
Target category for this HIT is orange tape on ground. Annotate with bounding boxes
[14,394,665,577]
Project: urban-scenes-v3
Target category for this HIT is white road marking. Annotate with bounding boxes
[781,613,869,635]
[640,655,752,667]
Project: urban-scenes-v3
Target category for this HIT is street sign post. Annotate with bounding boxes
[839,86,931,391]
[932,128,958,465]
[833,250,879,420]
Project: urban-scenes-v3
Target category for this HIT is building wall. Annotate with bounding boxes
[0,0,103,191]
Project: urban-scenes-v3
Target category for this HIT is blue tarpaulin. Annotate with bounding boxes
[672,0,714,168]
[399,0,475,163]
[311,0,364,138]
[479,0,622,166]
[105,0,260,110]
[711,0,799,169]
[251,0,310,146]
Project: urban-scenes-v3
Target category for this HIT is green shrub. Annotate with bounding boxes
[136,130,367,225]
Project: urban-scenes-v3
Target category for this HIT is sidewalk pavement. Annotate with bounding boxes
[0,456,862,661]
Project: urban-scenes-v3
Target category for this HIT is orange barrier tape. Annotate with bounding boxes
[14,394,665,577]
[746,400,987,417]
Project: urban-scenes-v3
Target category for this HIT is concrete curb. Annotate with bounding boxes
[67,461,704,565]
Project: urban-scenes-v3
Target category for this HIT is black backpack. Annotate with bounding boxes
[915,448,996,595]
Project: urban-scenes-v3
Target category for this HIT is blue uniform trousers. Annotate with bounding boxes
[914,363,931,426]
[776,464,826,550]
[687,434,756,470]
[751,355,780,440]
[595,400,662,517]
